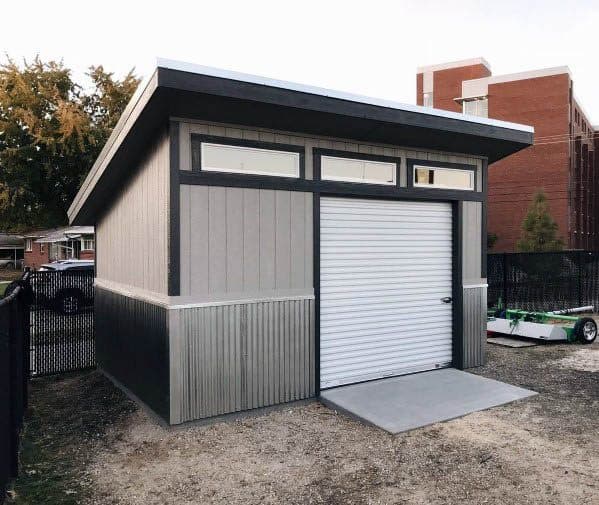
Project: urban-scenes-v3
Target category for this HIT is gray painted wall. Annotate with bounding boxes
[96,131,170,294]
[169,296,315,424]
[462,286,487,368]
[179,186,313,301]
[462,201,483,283]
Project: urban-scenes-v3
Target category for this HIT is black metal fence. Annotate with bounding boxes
[29,270,95,376]
[0,274,30,504]
[488,251,599,312]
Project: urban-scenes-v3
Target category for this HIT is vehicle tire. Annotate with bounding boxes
[574,317,597,344]
[56,289,82,315]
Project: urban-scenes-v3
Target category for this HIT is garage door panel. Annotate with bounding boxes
[321,333,453,354]
[320,352,453,385]
[320,197,453,389]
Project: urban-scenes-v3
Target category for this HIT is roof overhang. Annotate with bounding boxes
[68,59,534,225]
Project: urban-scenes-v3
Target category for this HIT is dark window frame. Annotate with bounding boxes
[314,148,402,188]
[407,158,478,192]
[191,134,306,180]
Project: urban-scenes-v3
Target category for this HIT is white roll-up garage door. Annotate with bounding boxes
[320,197,453,389]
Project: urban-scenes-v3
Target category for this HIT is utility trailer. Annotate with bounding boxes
[487,306,597,344]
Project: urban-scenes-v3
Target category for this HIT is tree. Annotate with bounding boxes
[0,57,139,232]
[487,233,498,250]
[516,190,564,252]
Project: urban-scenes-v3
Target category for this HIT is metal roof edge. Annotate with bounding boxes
[157,58,533,134]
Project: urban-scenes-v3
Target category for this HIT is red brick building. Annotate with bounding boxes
[417,58,598,252]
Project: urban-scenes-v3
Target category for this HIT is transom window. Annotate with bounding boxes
[320,156,396,185]
[199,142,300,178]
[413,165,474,191]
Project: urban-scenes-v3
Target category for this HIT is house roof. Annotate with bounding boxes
[68,59,534,225]
[23,226,94,243]
[0,233,24,249]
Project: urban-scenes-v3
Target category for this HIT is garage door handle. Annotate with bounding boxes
[440,297,453,304]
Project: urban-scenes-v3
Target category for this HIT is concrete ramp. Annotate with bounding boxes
[320,368,536,434]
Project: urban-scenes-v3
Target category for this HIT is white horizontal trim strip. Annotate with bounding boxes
[169,294,315,310]
[158,58,533,133]
[463,283,488,288]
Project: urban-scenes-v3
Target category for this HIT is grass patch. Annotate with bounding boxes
[7,371,136,504]
[0,281,9,297]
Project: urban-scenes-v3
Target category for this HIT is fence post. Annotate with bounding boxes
[578,250,584,307]
[502,252,508,307]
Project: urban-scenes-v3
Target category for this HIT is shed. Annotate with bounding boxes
[68,60,533,425]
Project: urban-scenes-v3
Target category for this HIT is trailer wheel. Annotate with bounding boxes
[574,317,597,344]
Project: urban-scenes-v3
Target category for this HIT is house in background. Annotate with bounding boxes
[0,233,24,269]
[416,58,598,252]
[23,226,95,269]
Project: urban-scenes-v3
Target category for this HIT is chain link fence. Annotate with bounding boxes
[488,251,599,312]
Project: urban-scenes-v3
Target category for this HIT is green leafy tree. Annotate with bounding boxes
[0,57,139,231]
[487,233,498,250]
[516,190,564,252]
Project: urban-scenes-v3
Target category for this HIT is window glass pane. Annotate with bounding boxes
[463,98,488,118]
[321,156,396,185]
[414,166,474,190]
[201,143,300,177]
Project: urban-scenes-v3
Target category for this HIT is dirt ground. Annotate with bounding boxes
[8,341,599,505]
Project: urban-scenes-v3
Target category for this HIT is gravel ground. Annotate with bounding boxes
[8,341,599,505]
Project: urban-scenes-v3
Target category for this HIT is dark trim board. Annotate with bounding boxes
[452,201,465,369]
[313,192,321,396]
[190,134,306,178]
[178,172,486,202]
[481,159,488,278]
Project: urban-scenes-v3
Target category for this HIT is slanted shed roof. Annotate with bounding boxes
[68,59,534,225]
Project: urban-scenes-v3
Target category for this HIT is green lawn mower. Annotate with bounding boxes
[487,302,597,344]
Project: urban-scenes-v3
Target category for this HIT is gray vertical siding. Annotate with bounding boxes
[462,286,487,368]
[169,297,315,424]
[96,131,170,294]
[461,200,486,369]
[462,201,483,283]
[179,186,313,300]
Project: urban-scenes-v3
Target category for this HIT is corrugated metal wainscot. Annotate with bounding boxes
[462,285,487,368]
[169,296,315,424]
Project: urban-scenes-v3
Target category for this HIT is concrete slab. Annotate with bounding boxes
[488,336,538,348]
[320,368,536,434]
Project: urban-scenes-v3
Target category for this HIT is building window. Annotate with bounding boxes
[463,98,488,118]
[320,156,396,185]
[423,93,433,108]
[198,142,300,178]
[413,165,474,191]
[82,239,95,251]
[25,239,32,252]
[39,243,44,253]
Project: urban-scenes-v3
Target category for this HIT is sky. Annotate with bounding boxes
[2,0,598,123]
